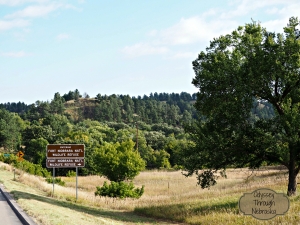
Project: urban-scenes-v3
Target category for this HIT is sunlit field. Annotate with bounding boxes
[2,162,300,224]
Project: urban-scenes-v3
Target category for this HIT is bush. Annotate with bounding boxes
[173,164,184,170]
[66,170,77,177]
[95,181,144,199]
[94,140,145,182]
[0,153,18,165]
[0,154,51,177]
[14,160,51,178]
[45,177,65,186]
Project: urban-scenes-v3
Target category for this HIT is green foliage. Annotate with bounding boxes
[185,17,300,195]
[94,140,145,182]
[164,136,195,167]
[0,153,18,165]
[42,114,70,136]
[152,150,171,169]
[173,164,184,170]
[50,92,65,114]
[151,123,182,137]
[0,109,23,152]
[66,170,77,177]
[22,124,54,145]
[95,181,144,199]
[0,102,29,114]
[14,160,51,177]
[45,177,65,186]
[144,131,167,150]
[0,154,50,177]
[24,138,49,165]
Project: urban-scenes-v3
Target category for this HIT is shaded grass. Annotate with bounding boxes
[11,190,162,224]
[135,197,239,222]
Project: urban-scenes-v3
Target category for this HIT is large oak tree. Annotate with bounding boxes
[183,17,300,196]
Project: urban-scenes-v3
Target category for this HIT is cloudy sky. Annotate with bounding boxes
[1,0,299,104]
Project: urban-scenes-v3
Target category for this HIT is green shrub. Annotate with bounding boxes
[66,170,77,177]
[173,164,184,170]
[0,154,18,165]
[14,160,51,178]
[45,177,65,186]
[94,140,145,182]
[95,181,144,199]
[0,153,51,177]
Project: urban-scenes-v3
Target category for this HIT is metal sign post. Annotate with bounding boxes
[53,168,55,197]
[76,167,78,201]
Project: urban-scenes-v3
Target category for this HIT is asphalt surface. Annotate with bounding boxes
[0,190,23,225]
[0,184,38,225]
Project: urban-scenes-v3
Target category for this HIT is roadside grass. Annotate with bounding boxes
[134,167,296,225]
[0,163,181,225]
[1,162,299,224]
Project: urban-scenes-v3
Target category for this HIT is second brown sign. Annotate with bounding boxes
[46,158,85,168]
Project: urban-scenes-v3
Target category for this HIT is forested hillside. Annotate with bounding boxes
[1,90,198,126]
[0,90,275,175]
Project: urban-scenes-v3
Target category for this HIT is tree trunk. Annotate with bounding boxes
[287,168,297,196]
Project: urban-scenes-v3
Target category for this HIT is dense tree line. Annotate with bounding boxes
[63,91,199,126]
[0,102,29,114]
[0,90,275,176]
[0,91,199,176]
[1,90,275,127]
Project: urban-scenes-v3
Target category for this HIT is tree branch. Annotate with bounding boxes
[281,84,292,101]
[275,76,279,99]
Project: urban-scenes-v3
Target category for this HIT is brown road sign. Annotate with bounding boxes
[46,158,85,168]
[47,144,85,158]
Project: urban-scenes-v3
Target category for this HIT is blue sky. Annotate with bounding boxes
[1,0,299,104]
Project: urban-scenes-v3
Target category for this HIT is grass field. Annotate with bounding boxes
[1,162,300,224]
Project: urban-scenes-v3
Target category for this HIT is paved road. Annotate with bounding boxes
[0,191,23,225]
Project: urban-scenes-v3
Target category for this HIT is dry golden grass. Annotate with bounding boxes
[24,167,290,207]
[1,162,298,224]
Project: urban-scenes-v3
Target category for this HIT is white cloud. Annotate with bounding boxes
[1,51,32,57]
[122,43,169,58]
[5,3,62,19]
[159,0,299,45]
[0,0,48,6]
[265,7,280,15]
[56,33,69,41]
[122,0,300,58]
[78,0,85,4]
[261,3,300,33]
[0,1,80,33]
[160,17,208,45]
[172,52,197,59]
[147,29,158,37]
[122,16,237,58]
[160,16,237,45]
[223,0,289,19]
[122,15,238,58]
[0,19,30,31]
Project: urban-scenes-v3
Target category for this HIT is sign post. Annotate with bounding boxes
[53,168,55,197]
[76,167,78,200]
[46,144,85,201]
